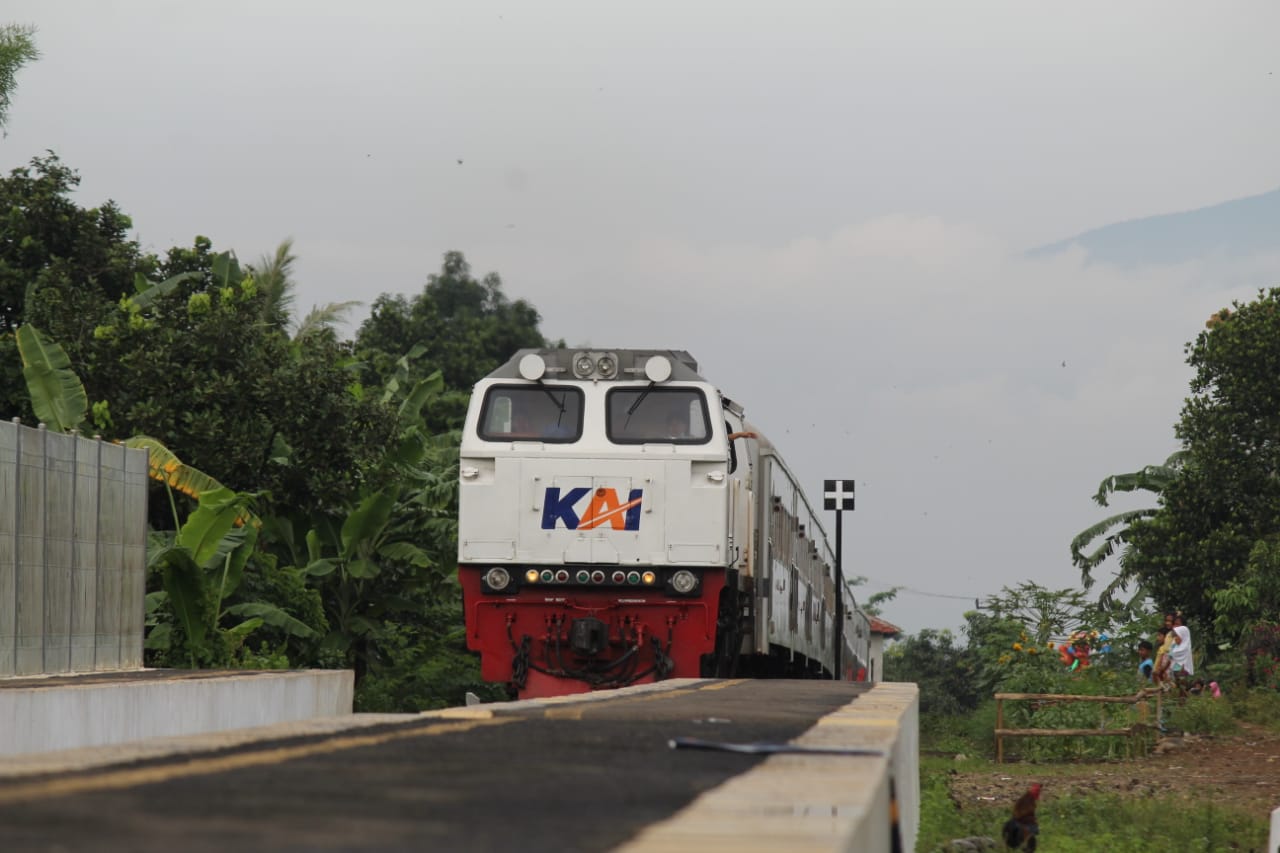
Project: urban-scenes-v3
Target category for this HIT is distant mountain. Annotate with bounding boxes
[1028,187,1280,266]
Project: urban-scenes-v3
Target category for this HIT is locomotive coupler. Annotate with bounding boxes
[569,616,609,657]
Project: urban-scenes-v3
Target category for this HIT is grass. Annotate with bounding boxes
[917,763,1267,853]
[914,698,1273,853]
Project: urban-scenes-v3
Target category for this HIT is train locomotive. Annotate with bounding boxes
[457,348,871,698]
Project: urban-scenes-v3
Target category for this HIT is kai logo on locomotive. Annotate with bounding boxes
[541,487,643,531]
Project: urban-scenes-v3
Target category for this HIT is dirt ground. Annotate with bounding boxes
[946,722,1280,824]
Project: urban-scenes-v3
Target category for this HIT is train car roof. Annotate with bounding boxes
[488,348,707,383]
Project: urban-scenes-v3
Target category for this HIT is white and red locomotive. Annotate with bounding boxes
[457,348,870,698]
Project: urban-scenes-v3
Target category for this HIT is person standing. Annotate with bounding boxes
[1153,627,1173,689]
[1168,613,1194,686]
[1136,640,1154,682]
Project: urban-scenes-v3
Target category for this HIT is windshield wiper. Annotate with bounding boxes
[535,380,566,415]
[626,382,655,417]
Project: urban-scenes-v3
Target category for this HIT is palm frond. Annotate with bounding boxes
[249,238,297,328]
[295,300,362,340]
[0,24,39,132]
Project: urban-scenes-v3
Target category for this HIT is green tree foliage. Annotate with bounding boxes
[355,251,555,431]
[71,244,397,516]
[979,582,1097,646]
[270,368,463,683]
[1125,292,1280,642]
[0,154,149,419]
[0,23,38,132]
[883,628,980,715]
[353,601,506,711]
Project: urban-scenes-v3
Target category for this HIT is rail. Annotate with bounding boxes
[994,688,1163,764]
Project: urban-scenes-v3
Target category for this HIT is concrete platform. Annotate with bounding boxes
[0,668,353,756]
[0,679,919,852]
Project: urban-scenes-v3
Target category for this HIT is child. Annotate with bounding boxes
[1137,640,1154,682]
[1153,627,1173,689]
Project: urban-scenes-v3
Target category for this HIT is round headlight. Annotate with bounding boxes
[518,353,547,381]
[644,355,672,383]
[670,569,698,594]
[596,355,616,378]
[573,354,595,378]
[485,567,512,591]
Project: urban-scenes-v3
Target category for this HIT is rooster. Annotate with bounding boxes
[1001,783,1041,851]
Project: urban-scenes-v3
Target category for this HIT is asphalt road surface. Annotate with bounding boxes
[0,679,873,852]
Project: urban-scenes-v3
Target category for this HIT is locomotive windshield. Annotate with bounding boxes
[607,387,711,444]
[478,384,583,442]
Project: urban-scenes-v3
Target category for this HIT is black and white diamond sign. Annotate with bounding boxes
[823,479,855,511]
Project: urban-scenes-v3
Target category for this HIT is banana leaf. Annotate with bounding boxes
[16,325,87,432]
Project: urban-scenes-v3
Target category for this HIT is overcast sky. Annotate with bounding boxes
[5,2,1280,636]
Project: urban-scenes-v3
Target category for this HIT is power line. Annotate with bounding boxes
[848,578,976,602]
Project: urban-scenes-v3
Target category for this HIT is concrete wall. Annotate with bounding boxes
[0,420,148,676]
[614,681,921,853]
[0,670,355,756]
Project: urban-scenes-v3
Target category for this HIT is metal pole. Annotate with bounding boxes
[833,510,843,680]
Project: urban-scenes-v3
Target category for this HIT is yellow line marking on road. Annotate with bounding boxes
[0,717,518,806]
[544,706,585,720]
[543,680,741,719]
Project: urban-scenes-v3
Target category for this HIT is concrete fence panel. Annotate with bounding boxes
[1,420,148,677]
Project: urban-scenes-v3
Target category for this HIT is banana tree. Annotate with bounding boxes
[293,367,458,676]
[147,485,316,667]
[1070,451,1186,608]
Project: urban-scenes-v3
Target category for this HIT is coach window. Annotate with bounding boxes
[478,385,583,442]
[606,387,711,444]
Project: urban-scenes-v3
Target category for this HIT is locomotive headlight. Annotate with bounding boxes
[596,355,617,378]
[670,569,699,595]
[573,354,595,378]
[525,569,539,584]
[484,567,512,592]
[644,355,672,383]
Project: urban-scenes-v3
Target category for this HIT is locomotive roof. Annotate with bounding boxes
[489,348,708,382]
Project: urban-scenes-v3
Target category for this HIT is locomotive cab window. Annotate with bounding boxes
[607,387,711,444]
[478,385,583,442]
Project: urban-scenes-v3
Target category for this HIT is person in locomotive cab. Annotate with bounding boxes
[508,410,536,438]
[665,411,691,439]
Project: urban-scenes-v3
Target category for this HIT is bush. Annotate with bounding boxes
[1243,621,1280,690]
[354,602,507,712]
[1167,693,1236,735]
[1230,686,1280,730]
